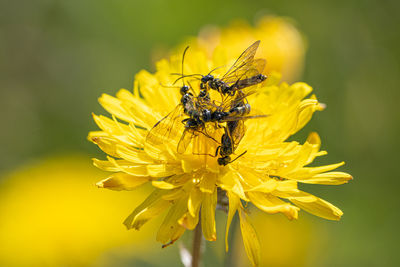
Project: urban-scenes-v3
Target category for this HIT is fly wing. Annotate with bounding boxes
[188,123,222,156]
[176,124,222,156]
[177,129,193,154]
[222,114,268,122]
[221,58,266,87]
[145,105,185,148]
[221,41,263,86]
[227,120,246,148]
[222,40,260,80]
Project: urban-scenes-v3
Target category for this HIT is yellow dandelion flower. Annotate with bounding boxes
[89,21,351,267]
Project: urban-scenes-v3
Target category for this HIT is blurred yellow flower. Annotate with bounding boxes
[184,16,306,82]
[0,155,154,267]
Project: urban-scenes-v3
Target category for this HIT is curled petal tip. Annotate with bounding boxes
[319,102,327,110]
[95,181,104,188]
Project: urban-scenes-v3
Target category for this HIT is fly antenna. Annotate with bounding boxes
[181,46,190,86]
[171,73,203,77]
[208,64,227,75]
[173,74,202,85]
[187,80,196,95]
[159,82,179,88]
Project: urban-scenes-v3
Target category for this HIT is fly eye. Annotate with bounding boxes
[180,85,189,94]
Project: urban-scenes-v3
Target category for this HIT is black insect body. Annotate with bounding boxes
[217,128,234,166]
[229,74,267,92]
[146,42,267,159]
[180,86,200,122]
[146,47,223,156]
[215,88,255,166]
[216,120,247,166]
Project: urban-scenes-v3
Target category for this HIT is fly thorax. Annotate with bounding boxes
[185,118,199,129]
[187,108,199,120]
[258,74,267,82]
[201,109,212,122]
[220,135,233,156]
[181,94,192,105]
[212,111,229,122]
[218,156,231,166]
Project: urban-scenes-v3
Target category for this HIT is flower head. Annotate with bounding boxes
[89,18,351,266]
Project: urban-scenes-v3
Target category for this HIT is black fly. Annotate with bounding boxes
[200,40,267,96]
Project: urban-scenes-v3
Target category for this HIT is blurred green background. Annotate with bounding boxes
[1,0,399,266]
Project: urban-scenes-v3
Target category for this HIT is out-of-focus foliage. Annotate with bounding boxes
[1,0,399,266]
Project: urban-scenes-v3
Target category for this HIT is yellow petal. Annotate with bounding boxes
[225,191,240,251]
[199,172,217,193]
[147,163,183,178]
[201,190,217,241]
[96,172,149,190]
[98,94,134,124]
[116,145,153,164]
[151,181,178,189]
[297,172,353,185]
[239,208,261,267]
[179,211,199,230]
[92,158,130,172]
[248,192,299,220]
[290,162,346,180]
[219,172,249,201]
[89,136,120,158]
[285,191,344,220]
[293,98,321,134]
[107,156,149,176]
[123,189,170,230]
[156,196,188,244]
[188,187,202,217]
[248,179,278,193]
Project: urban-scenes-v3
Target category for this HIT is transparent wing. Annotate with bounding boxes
[177,129,192,154]
[192,123,222,156]
[222,114,268,121]
[227,120,246,148]
[177,123,222,156]
[221,40,260,82]
[145,105,185,147]
[221,58,266,87]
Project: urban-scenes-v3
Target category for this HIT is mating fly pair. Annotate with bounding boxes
[145,41,267,165]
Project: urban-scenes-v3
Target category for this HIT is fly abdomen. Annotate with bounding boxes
[184,118,202,129]
[231,74,267,91]
[217,156,231,166]
[186,108,200,121]
[219,133,233,157]
[229,103,251,116]
[211,111,230,122]
[182,93,201,120]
